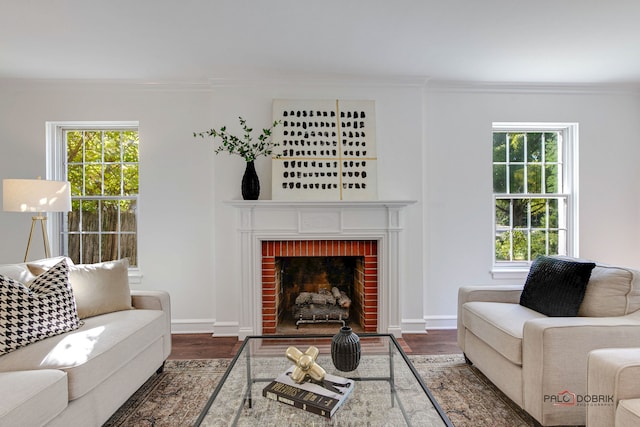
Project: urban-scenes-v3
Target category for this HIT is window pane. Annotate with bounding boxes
[82,234,100,264]
[493,165,506,193]
[68,234,80,264]
[509,165,524,193]
[123,164,139,195]
[84,164,102,195]
[103,164,122,196]
[120,200,136,232]
[545,132,558,162]
[493,132,507,162]
[513,199,528,228]
[528,164,542,193]
[84,131,102,163]
[495,231,511,261]
[530,199,546,228]
[67,165,83,196]
[82,200,99,232]
[545,165,559,193]
[68,203,80,232]
[103,131,121,163]
[548,198,558,228]
[122,131,139,162]
[512,230,528,260]
[531,230,547,259]
[495,199,510,227]
[527,133,542,162]
[66,131,83,163]
[101,232,118,262]
[509,133,525,162]
[120,234,137,265]
[102,200,119,232]
[548,230,559,254]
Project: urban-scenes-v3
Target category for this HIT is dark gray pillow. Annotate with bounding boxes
[520,256,596,317]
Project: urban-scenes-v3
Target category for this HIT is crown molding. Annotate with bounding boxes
[425,80,640,95]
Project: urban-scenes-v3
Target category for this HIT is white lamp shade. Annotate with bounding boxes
[3,179,72,213]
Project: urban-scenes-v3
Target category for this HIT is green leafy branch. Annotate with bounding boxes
[193,117,281,162]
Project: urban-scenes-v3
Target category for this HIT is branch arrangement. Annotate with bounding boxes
[193,117,280,162]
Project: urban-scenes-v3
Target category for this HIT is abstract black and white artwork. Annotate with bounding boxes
[271,99,377,200]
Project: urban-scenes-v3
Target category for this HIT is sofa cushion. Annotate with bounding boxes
[617,399,640,427]
[0,308,165,400]
[68,258,133,319]
[0,370,67,426]
[520,256,596,317]
[579,264,640,317]
[0,260,81,355]
[462,301,546,365]
[0,256,70,284]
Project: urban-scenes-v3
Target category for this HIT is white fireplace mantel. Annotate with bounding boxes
[226,200,416,339]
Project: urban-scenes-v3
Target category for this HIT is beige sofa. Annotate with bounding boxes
[0,258,172,426]
[587,347,640,427]
[457,257,640,426]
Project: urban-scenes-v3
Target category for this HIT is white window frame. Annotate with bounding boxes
[491,122,579,279]
[46,121,142,283]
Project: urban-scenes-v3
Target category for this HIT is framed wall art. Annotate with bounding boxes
[271,99,377,200]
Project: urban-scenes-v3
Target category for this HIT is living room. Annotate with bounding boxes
[2,1,640,425]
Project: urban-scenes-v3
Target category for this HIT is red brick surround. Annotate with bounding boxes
[261,240,378,334]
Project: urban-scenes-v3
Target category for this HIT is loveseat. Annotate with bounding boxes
[587,347,640,426]
[0,257,172,426]
[457,256,640,426]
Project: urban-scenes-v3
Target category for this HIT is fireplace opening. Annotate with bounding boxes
[276,256,363,333]
[261,240,378,335]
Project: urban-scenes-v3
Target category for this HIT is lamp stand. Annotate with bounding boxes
[24,214,51,262]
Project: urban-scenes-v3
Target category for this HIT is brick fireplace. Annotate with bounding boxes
[261,240,378,334]
[227,200,414,339]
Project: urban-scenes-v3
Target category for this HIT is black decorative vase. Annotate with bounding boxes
[241,161,260,200]
[331,326,361,371]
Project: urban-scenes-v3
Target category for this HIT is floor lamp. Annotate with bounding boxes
[2,178,72,262]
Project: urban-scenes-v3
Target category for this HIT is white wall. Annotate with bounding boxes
[1,79,639,333]
[0,78,427,334]
[424,85,640,326]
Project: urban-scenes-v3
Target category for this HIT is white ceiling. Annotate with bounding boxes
[2,0,640,85]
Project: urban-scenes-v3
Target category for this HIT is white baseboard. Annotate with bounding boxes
[170,317,458,335]
[423,315,457,330]
[171,319,216,334]
[401,318,428,334]
[214,321,242,337]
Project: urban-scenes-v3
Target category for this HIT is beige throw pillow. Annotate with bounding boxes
[69,258,133,319]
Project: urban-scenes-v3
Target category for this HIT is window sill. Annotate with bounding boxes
[128,268,143,285]
[491,267,529,280]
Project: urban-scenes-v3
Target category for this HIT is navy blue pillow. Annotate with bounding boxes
[519,256,596,317]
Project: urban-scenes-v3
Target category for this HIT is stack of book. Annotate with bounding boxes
[262,366,355,418]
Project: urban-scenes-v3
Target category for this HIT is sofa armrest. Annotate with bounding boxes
[587,348,640,427]
[131,290,172,359]
[457,285,524,350]
[521,312,640,424]
[131,290,170,312]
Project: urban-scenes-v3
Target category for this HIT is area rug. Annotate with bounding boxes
[104,355,539,426]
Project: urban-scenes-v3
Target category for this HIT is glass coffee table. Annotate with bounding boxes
[194,334,453,426]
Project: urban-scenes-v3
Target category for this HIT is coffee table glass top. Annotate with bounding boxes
[194,334,452,426]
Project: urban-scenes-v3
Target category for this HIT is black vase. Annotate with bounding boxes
[331,326,361,371]
[241,161,260,200]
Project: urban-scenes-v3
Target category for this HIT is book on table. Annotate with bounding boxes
[262,365,355,418]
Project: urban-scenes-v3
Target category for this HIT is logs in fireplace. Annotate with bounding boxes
[293,287,352,328]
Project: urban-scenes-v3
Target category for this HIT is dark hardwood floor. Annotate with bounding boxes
[169,329,460,359]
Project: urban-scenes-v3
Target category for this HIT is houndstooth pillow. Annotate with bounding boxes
[0,259,81,355]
